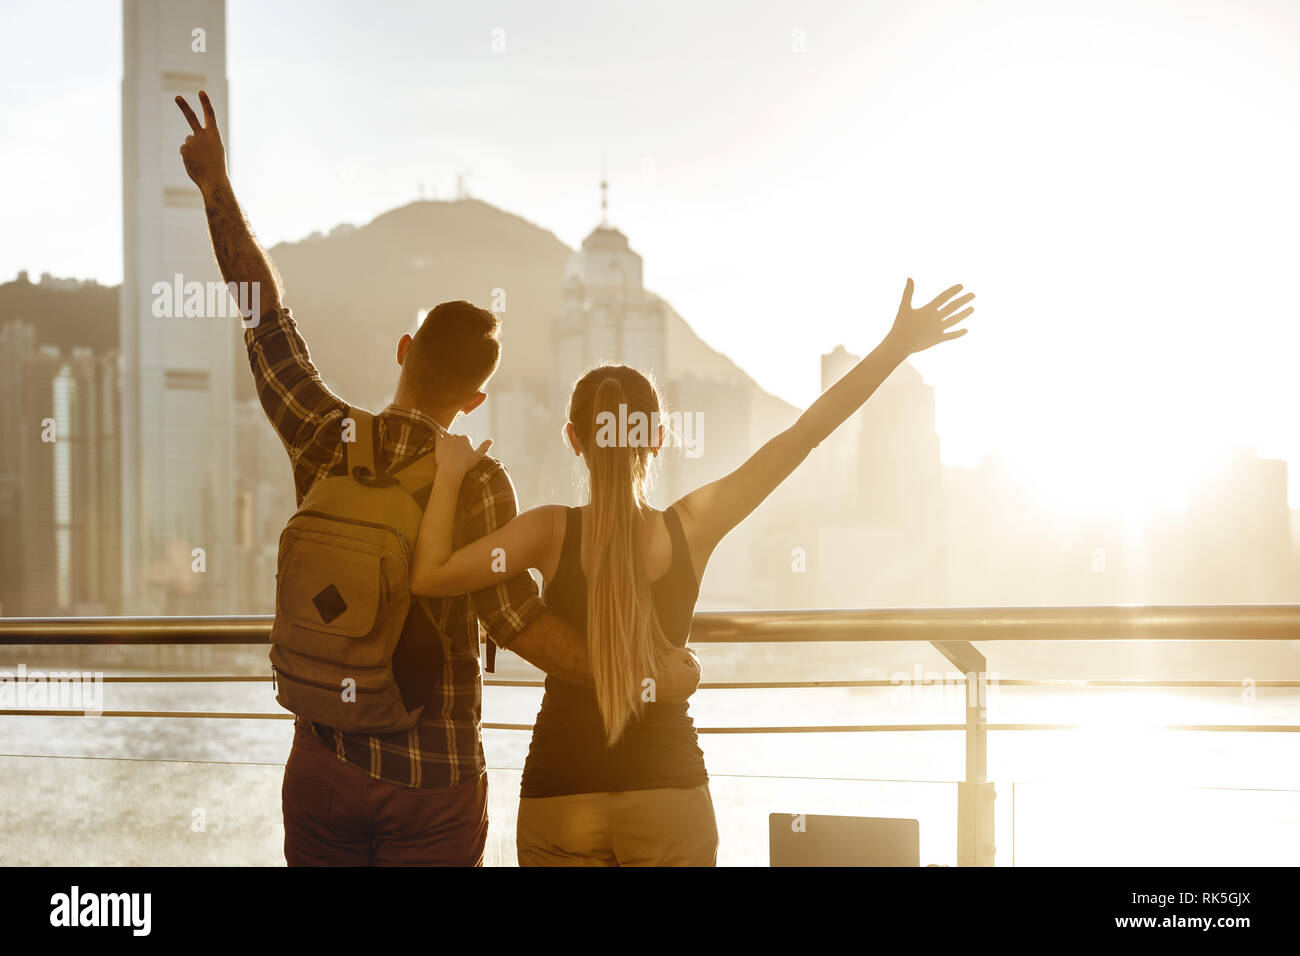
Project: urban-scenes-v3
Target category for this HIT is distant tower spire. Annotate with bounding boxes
[599,152,608,227]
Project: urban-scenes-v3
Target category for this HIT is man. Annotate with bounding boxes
[174,91,699,866]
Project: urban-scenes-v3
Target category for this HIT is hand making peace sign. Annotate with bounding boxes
[175,90,228,193]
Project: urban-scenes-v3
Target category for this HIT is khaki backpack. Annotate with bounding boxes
[270,407,438,733]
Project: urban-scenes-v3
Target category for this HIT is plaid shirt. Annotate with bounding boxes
[246,306,544,788]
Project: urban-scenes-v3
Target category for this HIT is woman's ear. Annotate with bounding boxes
[565,422,583,457]
[650,423,666,458]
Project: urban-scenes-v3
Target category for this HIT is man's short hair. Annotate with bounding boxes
[403,300,501,405]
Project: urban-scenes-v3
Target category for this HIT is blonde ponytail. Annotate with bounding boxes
[569,367,671,745]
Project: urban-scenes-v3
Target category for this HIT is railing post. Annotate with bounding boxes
[933,640,995,866]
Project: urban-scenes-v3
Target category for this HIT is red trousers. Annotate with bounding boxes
[281,719,488,866]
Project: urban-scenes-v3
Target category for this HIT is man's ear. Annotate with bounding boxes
[460,391,487,416]
[396,333,413,367]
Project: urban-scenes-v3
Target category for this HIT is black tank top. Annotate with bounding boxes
[519,505,709,797]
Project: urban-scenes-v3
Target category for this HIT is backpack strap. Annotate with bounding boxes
[391,449,438,496]
[346,407,377,479]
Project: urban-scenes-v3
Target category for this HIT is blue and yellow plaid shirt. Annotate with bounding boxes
[246,306,543,789]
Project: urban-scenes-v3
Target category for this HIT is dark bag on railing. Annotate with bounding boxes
[269,407,437,733]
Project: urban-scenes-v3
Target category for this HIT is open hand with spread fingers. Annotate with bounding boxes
[886,279,975,356]
[175,90,228,194]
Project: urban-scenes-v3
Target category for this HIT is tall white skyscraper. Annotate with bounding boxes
[120,0,234,612]
[550,181,670,502]
[553,181,668,400]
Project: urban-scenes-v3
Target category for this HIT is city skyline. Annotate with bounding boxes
[4,0,1300,512]
[0,0,1295,619]
[4,188,1294,616]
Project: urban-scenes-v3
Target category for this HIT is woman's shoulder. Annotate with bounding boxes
[661,498,711,584]
[498,505,573,556]
[521,504,573,531]
[513,505,576,585]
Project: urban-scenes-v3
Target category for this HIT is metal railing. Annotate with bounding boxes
[2,604,1298,866]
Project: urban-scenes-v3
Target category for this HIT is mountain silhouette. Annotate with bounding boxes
[260,198,785,410]
[6,198,790,420]
[0,273,116,354]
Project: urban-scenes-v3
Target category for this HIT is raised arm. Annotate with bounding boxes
[176,92,347,479]
[676,278,975,568]
[176,91,282,313]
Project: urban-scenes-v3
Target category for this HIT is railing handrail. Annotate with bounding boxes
[2,604,1299,645]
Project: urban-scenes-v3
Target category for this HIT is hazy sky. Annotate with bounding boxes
[3,0,1299,508]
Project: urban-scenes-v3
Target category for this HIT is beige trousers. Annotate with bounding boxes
[517,784,719,867]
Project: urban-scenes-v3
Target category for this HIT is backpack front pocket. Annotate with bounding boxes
[276,534,391,667]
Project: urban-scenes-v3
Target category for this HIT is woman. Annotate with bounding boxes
[410,277,975,865]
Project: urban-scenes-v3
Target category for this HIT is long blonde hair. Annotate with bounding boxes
[568,365,673,745]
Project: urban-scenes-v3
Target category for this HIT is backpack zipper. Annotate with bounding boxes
[295,510,409,556]
[271,666,387,694]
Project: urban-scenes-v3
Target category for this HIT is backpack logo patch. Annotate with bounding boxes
[312,584,348,624]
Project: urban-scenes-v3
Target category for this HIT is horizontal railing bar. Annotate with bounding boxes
[689,679,1300,689]
[1,710,295,719]
[2,605,1298,645]
[1008,779,1300,794]
[4,675,1297,690]
[700,724,1300,734]
[695,606,1300,642]
[703,724,969,733]
[688,679,1300,689]
[59,675,272,683]
[0,616,274,645]
[4,710,1297,733]
[0,752,959,784]
[974,679,1300,688]
[7,752,1298,796]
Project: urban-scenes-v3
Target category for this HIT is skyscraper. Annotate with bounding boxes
[551,180,670,502]
[0,322,123,617]
[553,180,669,408]
[120,0,234,612]
[95,350,123,612]
[806,347,950,607]
[21,347,61,614]
[0,319,36,609]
